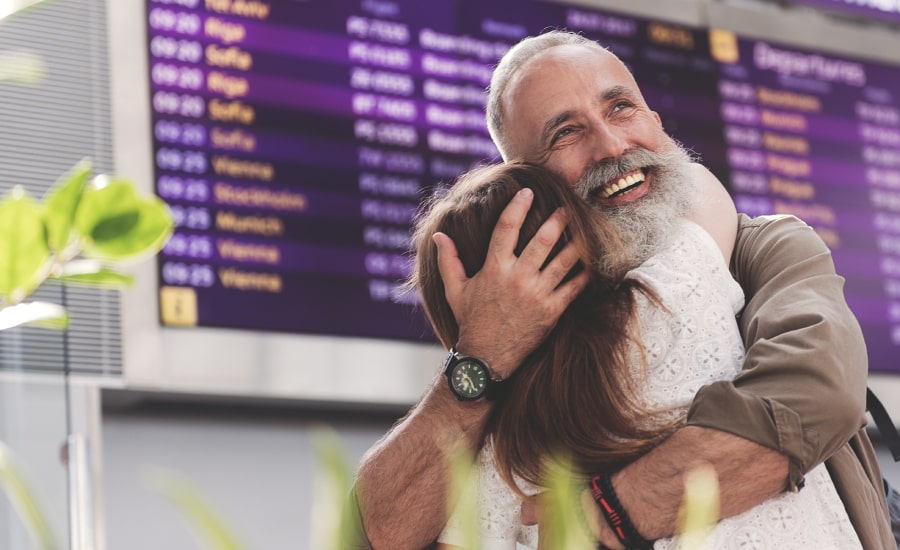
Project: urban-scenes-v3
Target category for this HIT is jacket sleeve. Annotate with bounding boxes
[685,214,869,490]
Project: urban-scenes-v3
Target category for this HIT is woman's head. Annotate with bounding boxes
[409,162,670,488]
[410,162,629,349]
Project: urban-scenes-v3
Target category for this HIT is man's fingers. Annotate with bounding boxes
[516,207,569,271]
[433,232,467,293]
[486,187,534,263]
[540,240,582,287]
[555,268,590,307]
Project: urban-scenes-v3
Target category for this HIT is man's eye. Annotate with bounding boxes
[612,101,634,112]
[552,127,575,143]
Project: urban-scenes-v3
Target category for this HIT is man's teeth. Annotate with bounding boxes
[601,172,645,198]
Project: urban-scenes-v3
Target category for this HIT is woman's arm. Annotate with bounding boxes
[686,163,737,263]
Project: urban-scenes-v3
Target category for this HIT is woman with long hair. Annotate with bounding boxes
[411,162,860,549]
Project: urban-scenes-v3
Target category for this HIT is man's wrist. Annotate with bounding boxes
[589,473,653,550]
[427,369,494,440]
[453,336,525,380]
[580,488,625,550]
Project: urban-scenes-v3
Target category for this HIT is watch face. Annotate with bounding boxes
[449,360,488,400]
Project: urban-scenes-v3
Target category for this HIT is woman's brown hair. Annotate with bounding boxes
[409,162,671,491]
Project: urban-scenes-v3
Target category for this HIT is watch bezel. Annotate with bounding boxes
[443,348,494,401]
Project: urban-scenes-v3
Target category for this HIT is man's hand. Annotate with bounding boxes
[434,187,590,378]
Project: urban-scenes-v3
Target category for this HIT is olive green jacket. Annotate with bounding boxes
[687,214,893,549]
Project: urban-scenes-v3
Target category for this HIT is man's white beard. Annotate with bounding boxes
[575,139,696,272]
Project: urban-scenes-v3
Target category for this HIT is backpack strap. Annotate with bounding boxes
[867,387,900,462]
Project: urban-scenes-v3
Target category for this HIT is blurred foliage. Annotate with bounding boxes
[0,49,45,85]
[1,414,723,550]
[0,441,57,549]
[0,2,50,86]
[540,455,595,550]
[446,441,482,549]
[146,467,247,550]
[0,159,172,546]
[677,464,720,550]
[0,0,48,21]
[0,159,173,331]
[310,428,366,550]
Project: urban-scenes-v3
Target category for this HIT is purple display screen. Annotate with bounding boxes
[714,35,900,373]
[146,0,900,373]
[788,0,900,25]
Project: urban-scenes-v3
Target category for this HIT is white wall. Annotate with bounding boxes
[101,394,400,550]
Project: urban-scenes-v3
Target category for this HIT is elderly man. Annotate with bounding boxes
[353,31,893,549]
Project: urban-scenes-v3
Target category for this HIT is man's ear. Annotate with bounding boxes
[652,111,662,126]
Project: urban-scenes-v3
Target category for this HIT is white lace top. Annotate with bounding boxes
[438,219,861,550]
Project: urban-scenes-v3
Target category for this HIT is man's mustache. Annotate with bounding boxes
[575,147,665,199]
[574,141,694,202]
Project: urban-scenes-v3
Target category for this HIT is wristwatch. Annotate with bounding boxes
[443,347,500,401]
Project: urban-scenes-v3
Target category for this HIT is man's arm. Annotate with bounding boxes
[692,214,868,485]
[606,427,788,543]
[355,378,493,549]
[584,214,868,545]
[520,427,786,548]
[354,189,589,549]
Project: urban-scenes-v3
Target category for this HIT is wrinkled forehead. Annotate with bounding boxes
[503,44,644,121]
[498,44,646,157]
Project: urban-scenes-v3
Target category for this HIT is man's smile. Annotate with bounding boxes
[587,167,652,207]
[597,168,647,199]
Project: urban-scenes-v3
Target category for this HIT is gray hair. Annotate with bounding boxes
[486,31,609,160]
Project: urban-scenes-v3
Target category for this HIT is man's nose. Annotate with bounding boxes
[588,122,629,163]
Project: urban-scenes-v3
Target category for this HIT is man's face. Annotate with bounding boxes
[501,44,672,207]
[501,43,697,267]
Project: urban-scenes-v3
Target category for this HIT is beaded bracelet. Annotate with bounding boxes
[589,473,653,550]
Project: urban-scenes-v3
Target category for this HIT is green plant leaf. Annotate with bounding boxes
[117,195,175,259]
[0,49,46,85]
[42,159,91,252]
[73,176,141,250]
[0,440,58,550]
[0,0,50,21]
[677,464,719,550]
[446,443,480,550]
[541,454,594,550]
[146,467,246,550]
[0,301,68,331]
[53,260,134,288]
[0,187,51,304]
[55,270,134,288]
[75,176,174,261]
[309,427,365,550]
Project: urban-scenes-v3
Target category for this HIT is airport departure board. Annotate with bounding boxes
[146,0,900,373]
[788,0,900,25]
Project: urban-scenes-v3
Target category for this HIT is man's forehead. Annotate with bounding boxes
[501,44,641,148]
[505,45,638,113]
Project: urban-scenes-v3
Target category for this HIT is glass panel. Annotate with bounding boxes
[0,370,72,550]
